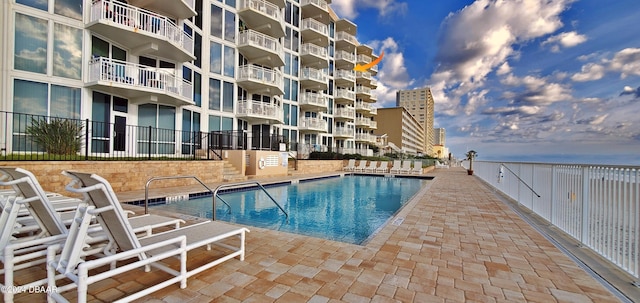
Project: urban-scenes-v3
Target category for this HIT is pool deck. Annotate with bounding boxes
[13,167,636,302]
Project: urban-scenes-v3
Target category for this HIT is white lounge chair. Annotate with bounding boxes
[354,160,368,172]
[49,171,249,302]
[389,160,403,174]
[411,161,423,174]
[365,161,379,173]
[399,161,412,174]
[435,160,450,169]
[343,159,356,171]
[376,161,390,173]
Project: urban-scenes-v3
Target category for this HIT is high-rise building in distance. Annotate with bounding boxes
[396,87,435,156]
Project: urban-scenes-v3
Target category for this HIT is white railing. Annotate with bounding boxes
[369,121,377,129]
[335,50,356,62]
[301,18,328,36]
[299,92,328,108]
[335,31,357,44]
[472,161,639,280]
[355,117,370,127]
[335,89,355,100]
[369,107,377,115]
[299,117,327,132]
[356,54,371,64]
[237,65,283,88]
[335,69,356,82]
[334,107,355,119]
[90,0,194,54]
[237,100,283,122]
[237,29,283,56]
[88,57,192,100]
[355,101,371,111]
[238,0,282,21]
[356,71,371,80]
[333,127,353,137]
[356,86,371,95]
[301,0,328,11]
[301,67,327,83]
[300,43,328,59]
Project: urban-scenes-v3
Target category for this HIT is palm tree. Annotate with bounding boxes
[465,150,477,175]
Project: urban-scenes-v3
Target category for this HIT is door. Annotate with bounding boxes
[113,115,126,152]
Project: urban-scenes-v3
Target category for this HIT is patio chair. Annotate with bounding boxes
[365,161,379,173]
[399,161,412,174]
[411,161,423,174]
[376,161,390,173]
[354,160,368,172]
[49,171,249,302]
[343,159,356,171]
[389,160,403,174]
[435,160,450,169]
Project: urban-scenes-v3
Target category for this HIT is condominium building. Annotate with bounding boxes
[373,107,424,155]
[396,87,435,156]
[434,127,445,146]
[0,0,378,158]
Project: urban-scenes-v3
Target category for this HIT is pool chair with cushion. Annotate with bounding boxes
[389,160,403,174]
[376,161,390,173]
[343,159,356,171]
[411,161,423,174]
[399,161,412,174]
[50,171,249,302]
[354,160,368,172]
[365,161,379,173]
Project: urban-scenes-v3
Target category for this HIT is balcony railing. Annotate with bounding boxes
[355,101,371,111]
[299,92,328,108]
[335,50,356,63]
[237,29,283,58]
[356,54,371,64]
[237,65,283,91]
[369,107,377,115]
[355,133,372,142]
[355,117,371,127]
[90,0,194,54]
[334,107,355,119]
[301,18,328,36]
[356,85,371,96]
[238,0,282,20]
[369,121,377,129]
[356,71,372,80]
[300,43,328,59]
[335,70,356,82]
[472,161,640,281]
[237,100,283,123]
[333,127,353,137]
[299,117,327,132]
[300,67,328,84]
[301,0,328,10]
[335,31,357,45]
[88,57,192,101]
[335,88,355,100]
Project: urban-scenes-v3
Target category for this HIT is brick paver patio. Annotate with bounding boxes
[11,167,623,302]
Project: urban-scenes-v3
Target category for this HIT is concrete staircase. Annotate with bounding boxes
[222,161,247,182]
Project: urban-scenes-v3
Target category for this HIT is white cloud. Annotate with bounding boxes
[542,31,587,52]
[330,0,407,19]
[368,37,413,108]
[571,48,640,81]
[496,62,511,75]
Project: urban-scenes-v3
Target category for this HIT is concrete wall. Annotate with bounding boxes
[295,160,343,174]
[223,150,246,175]
[0,161,224,194]
[245,151,288,177]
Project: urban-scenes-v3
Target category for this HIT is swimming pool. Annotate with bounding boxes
[150,175,429,244]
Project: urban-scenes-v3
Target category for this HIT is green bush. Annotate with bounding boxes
[309,151,344,160]
[26,118,83,155]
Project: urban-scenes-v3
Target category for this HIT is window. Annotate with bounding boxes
[210,5,223,38]
[138,104,176,154]
[209,78,221,110]
[223,46,234,77]
[14,13,47,74]
[53,23,82,79]
[224,10,235,42]
[222,81,234,112]
[17,0,47,11]
[210,42,222,74]
[182,109,201,154]
[54,0,82,20]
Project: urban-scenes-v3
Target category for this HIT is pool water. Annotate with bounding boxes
[151,175,428,244]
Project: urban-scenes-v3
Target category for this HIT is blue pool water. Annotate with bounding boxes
[150,175,428,244]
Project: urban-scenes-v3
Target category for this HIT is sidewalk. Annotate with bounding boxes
[15,167,624,302]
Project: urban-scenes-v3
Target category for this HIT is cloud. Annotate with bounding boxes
[620,85,640,98]
[501,74,573,105]
[367,37,413,108]
[330,0,407,20]
[570,63,606,81]
[572,48,640,82]
[542,31,587,52]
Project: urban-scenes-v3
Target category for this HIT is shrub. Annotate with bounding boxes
[26,118,83,155]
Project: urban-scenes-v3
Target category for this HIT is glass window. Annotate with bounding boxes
[17,0,47,11]
[91,36,109,57]
[55,0,82,20]
[210,41,222,74]
[285,2,291,25]
[91,92,110,153]
[284,52,291,75]
[158,105,176,154]
[223,46,234,77]
[194,0,203,29]
[283,78,290,100]
[209,115,221,131]
[194,33,202,68]
[51,85,81,118]
[53,23,82,79]
[292,55,299,76]
[224,10,235,42]
[292,5,299,27]
[291,105,298,126]
[13,79,47,116]
[194,72,202,107]
[222,81,234,113]
[291,80,298,101]
[283,104,290,125]
[14,13,48,74]
[210,5,223,38]
[221,117,233,130]
[209,78,221,110]
[112,96,128,113]
[225,0,236,7]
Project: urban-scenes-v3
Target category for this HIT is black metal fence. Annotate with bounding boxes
[1,111,292,161]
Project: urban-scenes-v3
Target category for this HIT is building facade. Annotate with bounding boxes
[395,87,434,156]
[434,127,445,146]
[373,107,424,156]
[0,0,378,158]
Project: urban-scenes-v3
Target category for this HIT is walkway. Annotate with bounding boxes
[14,167,625,302]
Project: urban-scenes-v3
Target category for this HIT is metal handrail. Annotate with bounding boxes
[213,181,289,222]
[144,175,231,215]
[500,164,541,197]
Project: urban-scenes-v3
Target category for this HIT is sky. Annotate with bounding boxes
[329,0,640,166]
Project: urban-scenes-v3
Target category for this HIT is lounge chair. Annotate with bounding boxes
[399,161,412,174]
[0,167,184,303]
[411,161,423,174]
[365,161,379,173]
[435,160,450,169]
[49,171,249,302]
[389,160,403,174]
[343,159,356,171]
[376,161,390,173]
[354,160,368,172]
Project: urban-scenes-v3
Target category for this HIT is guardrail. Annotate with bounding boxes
[470,161,639,281]
[213,181,288,222]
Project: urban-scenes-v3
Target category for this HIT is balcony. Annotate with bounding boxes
[238,0,285,38]
[87,57,193,107]
[299,117,327,133]
[356,71,372,81]
[301,18,329,47]
[369,120,377,129]
[370,93,377,102]
[333,127,353,138]
[355,101,371,113]
[335,69,356,86]
[334,107,355,120]
[355,117,371,127]
[88,1,194,62]
[300,43,328,68]
[300,67,328,90]
[335,31,357,51]
[370,78,378,88]
[335,50,356,69]
[127,0,196,19]
[369,107,377,116]
[299,92,328,111]
[334,88,355,103]
[300,0,329,21]
[356,54,371,65]
[236,100,284,124]
[237,30,284,68]
[355,133,372,142]
[237,65,284,96]
[356,86,372,98]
